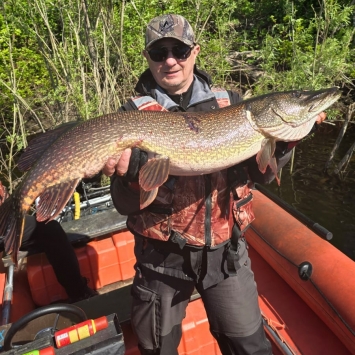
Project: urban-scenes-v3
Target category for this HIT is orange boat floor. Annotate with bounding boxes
[119,243,352,355]
[1,241,352,354]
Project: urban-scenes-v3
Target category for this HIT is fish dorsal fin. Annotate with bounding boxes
[256,138,280,185]
[139,156,170,191]
[36,178,80,222]
[18,121,79,172]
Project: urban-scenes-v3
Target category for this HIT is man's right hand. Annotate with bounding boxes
[103,148,148,182]
[103,148,132,177]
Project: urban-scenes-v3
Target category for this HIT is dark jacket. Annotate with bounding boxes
[121,66,241,112]
[111,66,292,248]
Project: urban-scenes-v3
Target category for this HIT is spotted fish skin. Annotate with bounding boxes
[0,87,341,262]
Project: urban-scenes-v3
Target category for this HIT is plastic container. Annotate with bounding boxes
[178,298,221,355]
[112,230,136,281]
[75,246,95,289]
[86,237,121,289]
[27,253,66,305]
[27,230,137,306]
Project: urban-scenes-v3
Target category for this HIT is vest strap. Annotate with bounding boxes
[211,87,231,108]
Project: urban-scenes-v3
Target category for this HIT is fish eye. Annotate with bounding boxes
[292,91,302,98]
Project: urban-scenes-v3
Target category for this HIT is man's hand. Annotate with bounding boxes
[102,148,148,182]
[102,148,132,177]
[316,111,327,124]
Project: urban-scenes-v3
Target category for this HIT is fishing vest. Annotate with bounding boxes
[127,88,255,248]
[130,87,232,111]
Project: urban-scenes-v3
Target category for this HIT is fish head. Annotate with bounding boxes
[248,87,341,141]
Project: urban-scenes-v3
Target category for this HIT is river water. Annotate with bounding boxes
[263,126,355,261]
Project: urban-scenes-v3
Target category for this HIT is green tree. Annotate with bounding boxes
[0,0,354,190]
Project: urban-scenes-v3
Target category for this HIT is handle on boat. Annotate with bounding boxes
[3,304,87,351]
[254,183,333,241]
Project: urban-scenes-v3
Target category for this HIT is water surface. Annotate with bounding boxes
[264,128,355,260]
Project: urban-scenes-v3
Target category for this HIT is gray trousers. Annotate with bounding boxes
[130,243,272,355]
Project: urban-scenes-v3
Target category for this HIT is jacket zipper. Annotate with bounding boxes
[204,174,212,246]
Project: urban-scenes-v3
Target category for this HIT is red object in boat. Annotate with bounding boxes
[54,316,108,348]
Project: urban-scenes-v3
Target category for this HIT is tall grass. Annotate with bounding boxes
[0,0,354,190]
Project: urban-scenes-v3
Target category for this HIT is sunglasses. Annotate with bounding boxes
[147,44,194,62]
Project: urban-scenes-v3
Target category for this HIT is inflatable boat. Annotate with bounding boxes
[0,184,354,354]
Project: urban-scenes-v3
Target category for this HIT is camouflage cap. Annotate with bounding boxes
[145,14,195,49]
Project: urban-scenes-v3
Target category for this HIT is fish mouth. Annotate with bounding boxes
[277,109,315,128]
[267,88,340,140]
[277,88,341,127]
[264,117,317,141]
[305,88,341,113]
[271,107,313,128]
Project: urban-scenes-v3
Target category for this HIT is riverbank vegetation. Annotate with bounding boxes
[1,0,354,190]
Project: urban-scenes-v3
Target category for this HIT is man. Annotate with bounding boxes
[0,181,97,303]
[103,14,326,355]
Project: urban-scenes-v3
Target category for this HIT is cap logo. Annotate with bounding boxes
[159,18,175,34]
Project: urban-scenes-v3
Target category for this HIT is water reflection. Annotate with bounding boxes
[264,129,355,261]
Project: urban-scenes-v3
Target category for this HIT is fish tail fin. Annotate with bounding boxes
[0,196,25,265]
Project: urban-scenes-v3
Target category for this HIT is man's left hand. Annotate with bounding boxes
[316,112,327,124]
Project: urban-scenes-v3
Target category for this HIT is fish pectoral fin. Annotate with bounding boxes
[140,188,159,210]
[256,138,275,173]
[139,156,170,191]
[36,178,81,222]
[256,138,280,185]
[138,156,170,210]
[269,155,280,185]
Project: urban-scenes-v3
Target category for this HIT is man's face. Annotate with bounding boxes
[143,38,200,95]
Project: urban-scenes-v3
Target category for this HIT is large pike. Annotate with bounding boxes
[0,87,340,261]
